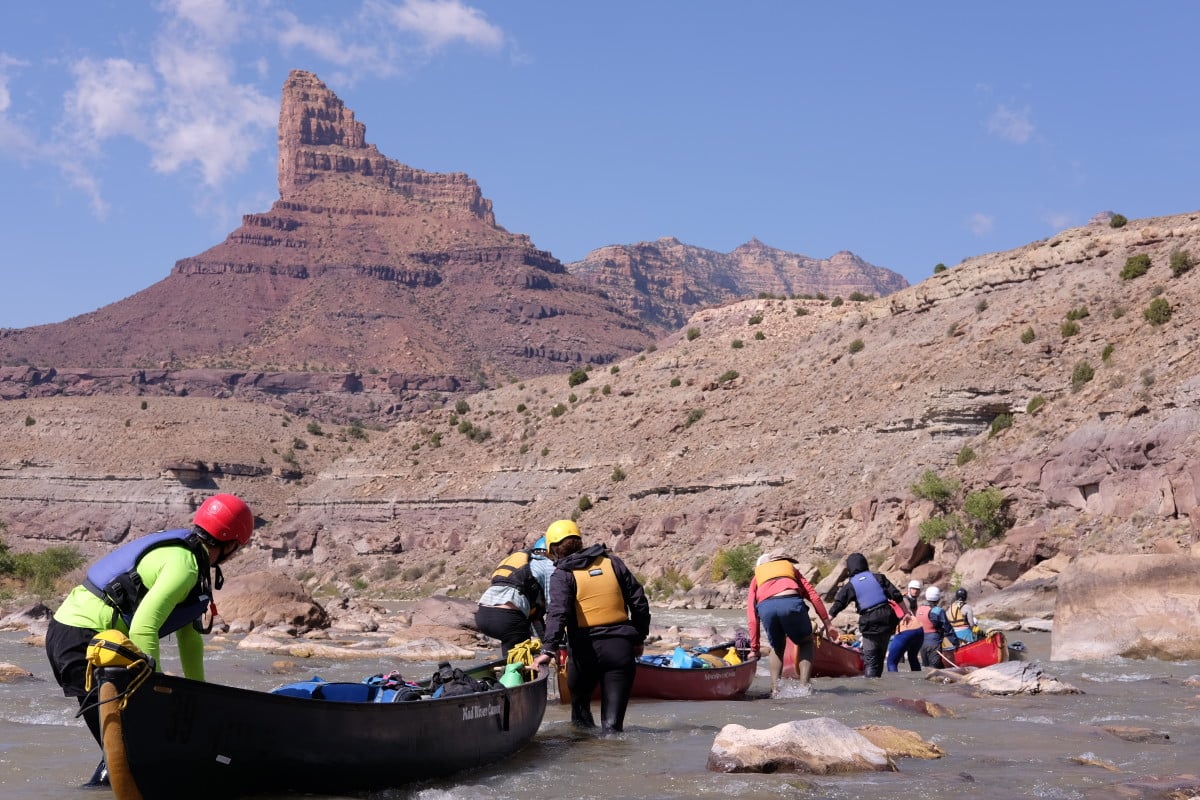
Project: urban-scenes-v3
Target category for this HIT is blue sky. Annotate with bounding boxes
[2,1,1198,328]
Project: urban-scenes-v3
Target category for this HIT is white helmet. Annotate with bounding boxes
[925,586,942,602]
[907,579,922,590]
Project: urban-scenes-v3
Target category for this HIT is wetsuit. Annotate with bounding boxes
[542,543,650,733]
[45,532,211,748]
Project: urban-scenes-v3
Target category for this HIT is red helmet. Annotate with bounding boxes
[193,494,254,546]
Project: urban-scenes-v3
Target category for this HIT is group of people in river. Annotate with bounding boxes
[46,495,982,787]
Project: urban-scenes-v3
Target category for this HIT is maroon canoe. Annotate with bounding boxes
[940,630,1009,669]
[556,646,758,702]
[782,634,865,679]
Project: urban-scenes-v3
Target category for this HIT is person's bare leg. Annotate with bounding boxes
[794,636,814,685]
[768,649,783,694]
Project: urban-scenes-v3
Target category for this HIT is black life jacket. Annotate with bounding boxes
[489,549,544,617]
[84,529,216,635]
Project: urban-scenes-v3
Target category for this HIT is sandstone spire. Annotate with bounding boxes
[276,70,494,224]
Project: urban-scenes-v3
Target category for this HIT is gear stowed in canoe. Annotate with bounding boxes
[555,642,759,703]
[86,635,547,800]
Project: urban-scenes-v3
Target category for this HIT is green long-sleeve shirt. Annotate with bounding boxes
[54,545,206,680]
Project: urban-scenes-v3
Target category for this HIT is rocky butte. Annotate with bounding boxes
[0,70,901,427]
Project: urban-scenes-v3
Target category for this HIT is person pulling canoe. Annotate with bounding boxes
[44,494,254,788]
[827,552,905,678]
[746,552,835,697]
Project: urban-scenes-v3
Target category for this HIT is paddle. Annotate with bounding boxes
[937,648,960,669]
[690,640,736,655]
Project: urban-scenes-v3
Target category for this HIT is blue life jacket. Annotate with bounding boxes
[84,529,213,636]
[849,572,887,610]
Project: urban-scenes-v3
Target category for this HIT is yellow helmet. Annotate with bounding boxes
[544,519,581,546]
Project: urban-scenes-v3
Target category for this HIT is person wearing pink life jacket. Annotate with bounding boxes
[917,585,962,667]
[45,494,254,789]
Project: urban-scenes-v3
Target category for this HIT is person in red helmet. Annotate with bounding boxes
[44,493,253,788]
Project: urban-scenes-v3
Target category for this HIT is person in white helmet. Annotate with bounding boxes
[916,585,961,667]
[886,579,924,672]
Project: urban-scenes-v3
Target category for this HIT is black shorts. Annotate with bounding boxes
[45,617,100,698]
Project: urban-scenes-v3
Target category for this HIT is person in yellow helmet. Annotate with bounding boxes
[532,520,650,733]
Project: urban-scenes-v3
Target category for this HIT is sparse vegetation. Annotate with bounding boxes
[684,409,705,427]
[1170,249,1195,277]
[831,296,844,307]
[1120,254,1151,280]
[754,331,765,340]
[975,299,988,313]
[795,306,809,317]
[669,377,681,387]
[578,496,593,512]
[848,338,865,354]
[1,532,85,597]
[731,339,744,349]
[686,327,700,341]
[747,314,763,325]
[989,413,1013,437]
[454,399,471,415]
[933,263,947,274]
[710,543,760,587]
[1143,297,1172,326]
[1065,306,1089,321]
[611,466,626,482]
[717,370,739,384]
[956,445,976,466]
[550,403,567,417]
[962,488,1008,548]
[1060,320,1080,337]
[1071,361,1095,392]
[1020,327,1036,344]
[1026,395,1046,415]
[306,421,324,436]
[568,368,589,387]
[911,470,960,510]
[610,365,620,374]
[24,416,34,427]
[647,566,695,599]
[1101,343,1114,362]
[848,291,871,302]
[1109,213,1128,228]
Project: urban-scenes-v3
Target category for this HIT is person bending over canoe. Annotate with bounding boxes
[746,552,835,697]
[44,494,254,788]
[532,520,651,733]
[827,552,905,678]
[475,534,555,658]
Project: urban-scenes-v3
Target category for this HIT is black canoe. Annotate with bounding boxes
[96,661,547,800]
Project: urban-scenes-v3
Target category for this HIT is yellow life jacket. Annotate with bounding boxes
[572,556,627,628]
[947,600,968,627]
[754,559,797,587]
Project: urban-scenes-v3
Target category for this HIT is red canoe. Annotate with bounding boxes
[556,646,758,702]
[940,630,1009,669]
[782,634,865,679]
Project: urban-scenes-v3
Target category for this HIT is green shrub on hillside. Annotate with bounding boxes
[1109,213,1128,228]
[933,263,948,274]
[1026,395,1046,415]
[1120,254,1151,280]
[962,488,1007,548]
[711,543,761,587]
[568,368,589,387]
[1065,306,1089,321]
[1020,327,1036,344]
[848,338,865,354]
[1143,297,1172,325]
[686,327,700,341]
[831,297,844,307]
[956,445,976,466]
[989,413,1013,437]
[1071,361,1095,392]
[848,291,871,302]
[1060,320,1080,337]
[1170,249,1195,277]
[911,470,960,507]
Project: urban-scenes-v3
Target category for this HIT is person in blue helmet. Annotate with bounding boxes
[475,534,555,658]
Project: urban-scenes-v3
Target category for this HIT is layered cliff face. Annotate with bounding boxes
[567,237,908,329]
[0,70,652,394]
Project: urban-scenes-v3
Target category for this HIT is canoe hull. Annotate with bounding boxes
[947,630,1009,668]
[629,656,757,700]
[783,635,865,679]
[555,647,758,703]
[99,666,547,800]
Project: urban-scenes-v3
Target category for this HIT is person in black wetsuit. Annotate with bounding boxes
[532,520,650,733]
[826,552,904,678]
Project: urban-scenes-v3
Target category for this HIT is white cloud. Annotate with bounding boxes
[65,59,156,142]
[1043,211,1076,230]
[371,0,504,51]
[986,104,1034,144]
[276,10,388,73]
[968,213,994,237]
[162,0,249,45]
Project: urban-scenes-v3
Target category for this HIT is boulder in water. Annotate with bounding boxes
[707,717,896,774]
[962,661,1081,695]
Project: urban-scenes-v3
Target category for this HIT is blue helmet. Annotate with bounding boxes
[532,536,547,554]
